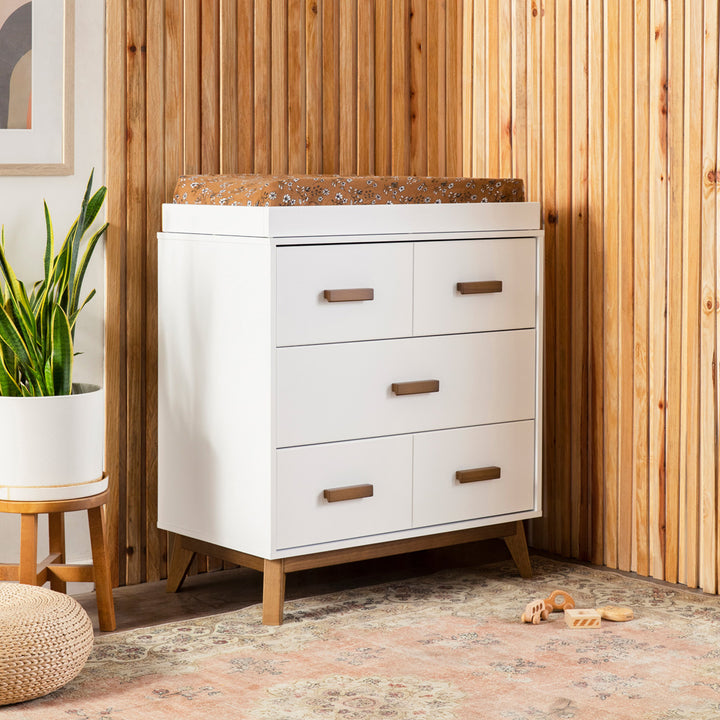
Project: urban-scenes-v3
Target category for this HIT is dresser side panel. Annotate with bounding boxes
[157,233,273,556]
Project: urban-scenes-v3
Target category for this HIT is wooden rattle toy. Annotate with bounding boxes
[521,598,550,624]
[544,589,576,613]
[597,605,634,622]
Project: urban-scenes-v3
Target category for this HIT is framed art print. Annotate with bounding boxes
[0,0,74,174]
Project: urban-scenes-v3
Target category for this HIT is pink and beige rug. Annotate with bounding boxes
[5,556,720,719]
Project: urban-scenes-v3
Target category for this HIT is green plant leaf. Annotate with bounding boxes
[50,305,73,395]
[43,200,54,283]
[70,222,107,317]
[0,349,22,396]
[0,303,32,367]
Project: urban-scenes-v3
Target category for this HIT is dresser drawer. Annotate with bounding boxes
[413,420,535,527]
[276,243,413,346]
[277,330,536,447]
[275,435,412,549]
[413,238,536,335]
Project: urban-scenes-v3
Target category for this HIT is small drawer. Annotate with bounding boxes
[277,330,536,447]
[275,435,412,549]
[276,243,413,346]
[413,237,536,336]
[413,421,535,527]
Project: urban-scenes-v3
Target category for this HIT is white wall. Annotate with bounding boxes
[0,0,106,587]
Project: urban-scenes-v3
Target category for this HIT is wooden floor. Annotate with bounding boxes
[75,539,512,633]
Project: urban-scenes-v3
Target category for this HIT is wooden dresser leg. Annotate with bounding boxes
[19,513,39,585]
[48,512,67,593]
[88,505,116,632]
[504,520,533,578]
[167,534,195,593]
[262,559,286,626]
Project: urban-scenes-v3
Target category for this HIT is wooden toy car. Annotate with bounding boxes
[521,598,551,624]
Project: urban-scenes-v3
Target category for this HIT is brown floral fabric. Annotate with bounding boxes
[172,175,525,206]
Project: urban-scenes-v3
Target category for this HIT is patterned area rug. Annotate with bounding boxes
[5,556,720,719]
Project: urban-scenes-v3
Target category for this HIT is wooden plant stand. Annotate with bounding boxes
[167,520,532,625]
[0,487,116,632]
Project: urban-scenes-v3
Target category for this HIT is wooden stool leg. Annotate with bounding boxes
[262,559,286,626]
[87,504,116,631]
[19,513,39,585]
[504,520,533,578]
[48,512,66,593]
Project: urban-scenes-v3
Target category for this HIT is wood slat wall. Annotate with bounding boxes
[106,0,720,592]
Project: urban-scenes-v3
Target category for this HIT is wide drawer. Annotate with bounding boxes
[414,238,536,335]
[413,421,536,527]
[277,330,536,447]
[276,243,413,346]
[275,435,412,549]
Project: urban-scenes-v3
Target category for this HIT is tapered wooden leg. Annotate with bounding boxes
[48,512,67,593]
[19,513,39,585]
[262,559,286,626]
[167,534,196,593]
[87,504,116,631]
[504,521,533,578]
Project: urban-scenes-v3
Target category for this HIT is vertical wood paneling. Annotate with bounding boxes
[200,0,220,173]
[570,0,588,560]
[357,0,375,174]
[665,0,683,586]
[426,0,446,175]
[287,0,306,174]
[681,0,702,589]
[237,0,254,171]
[699,0,718,594]
[587,0,604,567]
[271,0,288,174]
[648,0,667,581]
[125,2,146,586]
[555,0,572,559]
[254,0,271,173]
[145,0,164,584]
[410,0,428,176]
[322,0,339,173]
[339,0,357,175]
[617,0,635,573]
[107,0,720,594]
[602,0,619,569]
[105,0,127,587]
[391,0,410,174]
[305,0,322,173]
[220,0,239,173]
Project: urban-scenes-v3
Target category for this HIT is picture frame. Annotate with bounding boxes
[0,0,74,175]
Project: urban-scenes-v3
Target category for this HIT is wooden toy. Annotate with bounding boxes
[564,608,601,628]
[597,605,633,621]
[544,589,576,612]
[521,598,550,624]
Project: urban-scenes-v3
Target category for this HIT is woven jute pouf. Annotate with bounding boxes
[0,583,94,706]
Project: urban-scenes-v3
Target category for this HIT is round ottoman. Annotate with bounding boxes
[0,583,94,706]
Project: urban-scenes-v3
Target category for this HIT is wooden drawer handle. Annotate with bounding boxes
[323,288,374,302]
[391,379,440,396]
[456,281,503,295]
[455,466,501,484]
[323,483,374,503]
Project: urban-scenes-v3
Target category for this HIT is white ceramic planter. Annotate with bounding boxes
[0,384,106,502]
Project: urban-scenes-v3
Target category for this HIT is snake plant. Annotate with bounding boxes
[0,172,108,396]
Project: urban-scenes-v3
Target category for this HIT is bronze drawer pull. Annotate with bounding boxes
[323,288,374,302]
[456,280,503,295]
[455,466,502,484]
[323,483,374,503]
[391,379,440,396]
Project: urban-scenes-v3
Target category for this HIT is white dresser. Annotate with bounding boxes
[158,182,543,624]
